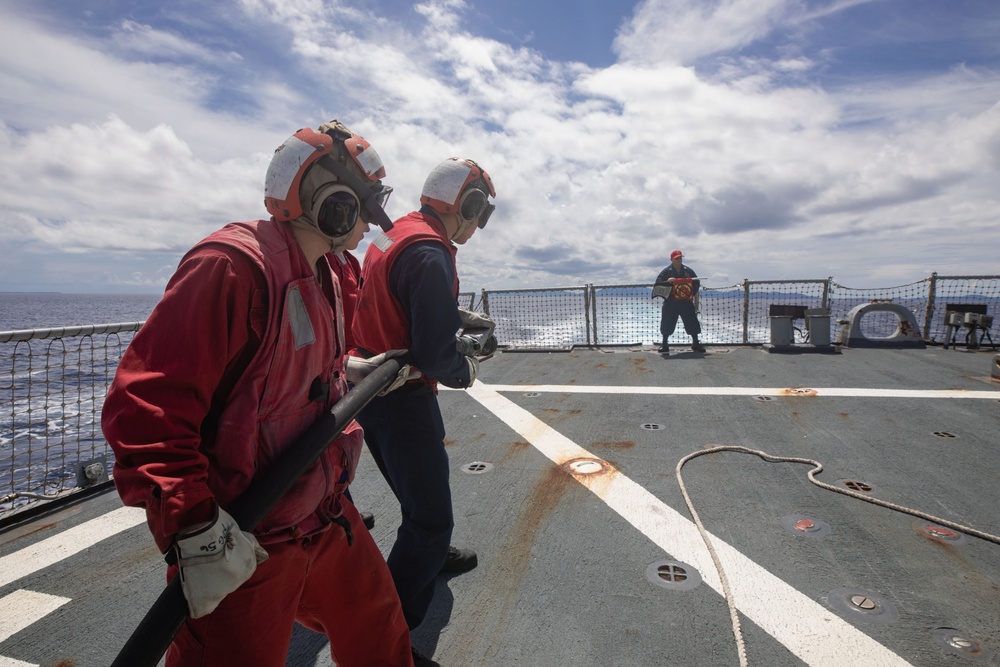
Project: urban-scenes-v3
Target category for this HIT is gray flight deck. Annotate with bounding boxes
[1,345,999,666]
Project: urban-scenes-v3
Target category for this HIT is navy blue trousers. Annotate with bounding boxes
[660,299,701,340]
[356,383,453,630]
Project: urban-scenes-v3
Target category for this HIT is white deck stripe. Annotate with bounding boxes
[480,383,1000,399]
[0,656,37,667]
[0,590,71,642]
[467,382,914,667]
[0,506,146,589]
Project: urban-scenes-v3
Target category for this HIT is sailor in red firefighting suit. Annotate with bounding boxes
[101,120,415,667]
[328,229,389,533]
[331,247,363,351]
[351,158,496,637]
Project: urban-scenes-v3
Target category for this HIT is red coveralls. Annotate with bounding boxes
[102,219,412,667]
[329,249,362,351]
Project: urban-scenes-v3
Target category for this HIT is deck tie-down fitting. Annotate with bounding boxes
[675,444,1000,667]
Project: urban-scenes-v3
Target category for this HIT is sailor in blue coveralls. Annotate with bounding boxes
[351,159,496,662]
[655,249,706,354]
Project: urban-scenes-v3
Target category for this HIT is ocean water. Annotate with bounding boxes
[0,292,162,332]
[1,293,161,511]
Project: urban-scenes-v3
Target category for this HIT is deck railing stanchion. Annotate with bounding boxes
[742,279,751,344]
[924,272,937,341]
[586,284,595,347]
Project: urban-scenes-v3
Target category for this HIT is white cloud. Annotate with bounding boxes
[0,0,998,295]
[0,117,266,254]
[111,19,244,64]
[0,8,283,161]
[613,0,795,65]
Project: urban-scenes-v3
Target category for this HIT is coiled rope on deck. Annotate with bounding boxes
[675,445,1000,667]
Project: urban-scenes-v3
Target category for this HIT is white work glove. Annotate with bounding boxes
[174,506,268,619]
[346,349,422,394]
[465,356,479,387]
[458,307,495,339]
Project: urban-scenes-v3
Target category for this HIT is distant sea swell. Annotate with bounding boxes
[0,292,161,331]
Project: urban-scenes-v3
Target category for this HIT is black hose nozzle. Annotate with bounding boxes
[457,327,498,357]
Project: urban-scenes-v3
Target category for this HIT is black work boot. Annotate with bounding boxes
[691,337,706,353]
[440,545,478,573]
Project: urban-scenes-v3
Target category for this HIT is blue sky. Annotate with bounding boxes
[1,0,998,293]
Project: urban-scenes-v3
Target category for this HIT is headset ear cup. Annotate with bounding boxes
[312,184,360,237]
[459,188,487,222]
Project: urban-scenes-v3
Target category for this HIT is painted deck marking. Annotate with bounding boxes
[0,506,146,589]
[0,590,71,642]
[0,655,37,667]
[467,382,915,667]
[0,589,69,666]
[480,383,1000,399]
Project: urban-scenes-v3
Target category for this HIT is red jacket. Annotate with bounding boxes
[103,219,363,550]
[352,212,458,380]
[329,250,361,352]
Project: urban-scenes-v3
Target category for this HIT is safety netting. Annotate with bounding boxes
[480,286,590,349]
[1,324,139,518]
[475,274,1000,348]
[3,274,998,519]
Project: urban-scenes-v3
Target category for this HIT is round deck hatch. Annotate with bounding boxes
[646,560,702,591]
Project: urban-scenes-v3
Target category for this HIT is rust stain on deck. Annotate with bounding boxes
[499,440,531,465]
[453,463,577,662]
[916,527,1000,599]
[559,456,621,496]
[589,440,636,450]
[539,407,583,424]
[629,357,653,374]
[780,387,817,397]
